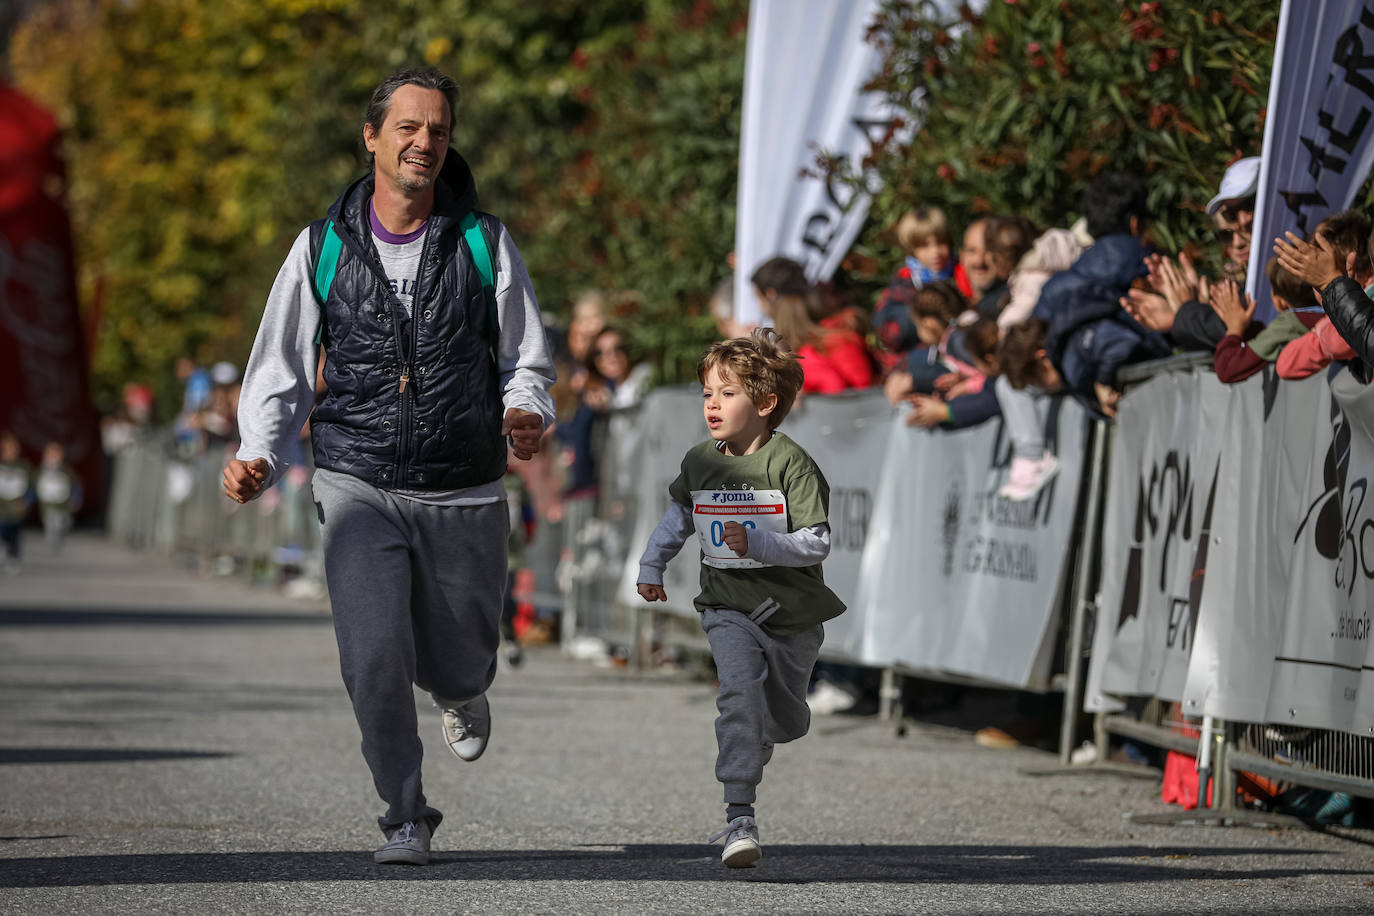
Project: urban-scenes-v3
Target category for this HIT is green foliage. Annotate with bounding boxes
[520,0,747,383]
[10,0,743,413]
[840,0,1278,281]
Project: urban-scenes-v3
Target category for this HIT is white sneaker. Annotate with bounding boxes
[374,820,430,865]
[998,452,1060,502]
[807,680,857,715]
[709,815,761,868]
[439,694,490,762]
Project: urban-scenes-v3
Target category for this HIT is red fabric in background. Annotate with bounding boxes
[1160,750,1213,810]
[0,82,104,516]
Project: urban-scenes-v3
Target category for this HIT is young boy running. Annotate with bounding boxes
[637,329,845,868]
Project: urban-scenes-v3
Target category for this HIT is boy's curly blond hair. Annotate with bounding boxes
[697,328,806,430]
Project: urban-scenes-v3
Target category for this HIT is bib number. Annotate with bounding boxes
[691,488,788,569]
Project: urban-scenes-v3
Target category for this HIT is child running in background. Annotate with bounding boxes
[0,432,33,574]
[636,329,845,869]
[36,441,82,554]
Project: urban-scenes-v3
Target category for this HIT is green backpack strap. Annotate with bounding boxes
[309,218,342,346]
[310,212,498,355]
[460,209,499,360]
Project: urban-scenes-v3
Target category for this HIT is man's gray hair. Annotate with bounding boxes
[363,67,459,164]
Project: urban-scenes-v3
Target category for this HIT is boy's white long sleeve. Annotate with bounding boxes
[637,502,694,586]
[236,221,558,490]
[745,523,831,567]
[637,502,832,586]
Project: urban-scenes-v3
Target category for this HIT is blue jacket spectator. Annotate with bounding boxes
[1031,175,1171,416]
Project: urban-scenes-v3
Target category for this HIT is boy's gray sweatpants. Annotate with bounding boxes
[313,470,508,835]
[702,608,823,806]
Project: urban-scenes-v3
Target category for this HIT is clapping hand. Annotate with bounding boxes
[1209,279,1256,339]
[1273,231,1345,291]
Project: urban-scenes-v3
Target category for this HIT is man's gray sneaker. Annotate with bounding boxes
[439,693,490,762]
[709,815,761,868]
[374,820,430,865]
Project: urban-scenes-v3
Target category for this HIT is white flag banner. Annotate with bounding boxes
[732,0,971,325]
[1249,0,1374,318]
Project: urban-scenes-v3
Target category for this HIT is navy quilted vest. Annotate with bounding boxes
[309,155,506,491]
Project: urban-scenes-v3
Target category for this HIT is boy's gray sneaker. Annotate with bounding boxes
[709,815,761,868]
[439,693,490,762]
[374,820,430,865]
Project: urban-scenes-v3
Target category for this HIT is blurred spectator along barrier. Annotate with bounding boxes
[106,358,1374,813]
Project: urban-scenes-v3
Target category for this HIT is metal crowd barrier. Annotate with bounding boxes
[1076,353,1374,819]
[106,433,323,591]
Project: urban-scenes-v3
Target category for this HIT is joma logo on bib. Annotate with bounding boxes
[712,491,756,503]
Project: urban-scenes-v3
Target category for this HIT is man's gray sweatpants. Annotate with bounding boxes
[313,470,508,835]
[702,608,823,806]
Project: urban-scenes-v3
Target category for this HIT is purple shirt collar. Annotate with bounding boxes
[369,198,427,244]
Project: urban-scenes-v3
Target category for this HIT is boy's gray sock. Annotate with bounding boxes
[726,803,755,822]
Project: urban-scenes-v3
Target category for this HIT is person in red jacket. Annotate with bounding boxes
[751,257,875,394]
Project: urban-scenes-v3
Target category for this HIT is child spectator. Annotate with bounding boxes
[35,441,81,554]
[1273,220,1374,380]
[897,206,957,287]
[0,431,33,574]
[1212,257,1319,383]
[887,282,1003,429]
[636,329,845,868]
[995,319,1064,501]
[752,257,874,393]
[883,279,967,401]
[873,207,964,360]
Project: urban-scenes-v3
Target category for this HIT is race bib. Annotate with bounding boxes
[38,471,71,504]
[0,467,26,501]
[691,488,788,569]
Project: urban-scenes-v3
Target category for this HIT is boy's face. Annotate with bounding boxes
[911,238,951,274]
[702,366,773,452]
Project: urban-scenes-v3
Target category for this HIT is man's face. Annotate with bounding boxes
[364,85,451,196]
[961,221,994,295]
[1213,196,1254,268]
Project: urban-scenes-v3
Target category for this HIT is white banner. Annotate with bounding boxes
[851,397,1089,688]
[1093,368,1374,735]
[1250,0,1374,318]
[733,1,969,325]
[1085,370,1231,710]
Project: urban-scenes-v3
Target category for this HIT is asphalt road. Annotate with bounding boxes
[2,533,1374,914]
